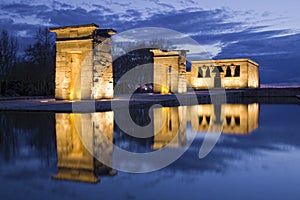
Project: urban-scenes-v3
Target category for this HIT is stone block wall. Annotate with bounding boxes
[93,32,114,99]
[50,24,116,100]
[190,60,215,89]
[191,59,259,89]
[151,49,188,94]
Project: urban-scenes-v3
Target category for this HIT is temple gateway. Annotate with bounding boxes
[50,24,259,100]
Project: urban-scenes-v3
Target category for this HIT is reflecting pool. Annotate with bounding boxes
[0,103,300,200]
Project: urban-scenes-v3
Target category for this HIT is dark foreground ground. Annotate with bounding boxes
[0,88,299,112]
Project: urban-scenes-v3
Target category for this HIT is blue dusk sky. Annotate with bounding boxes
[1,0,300,85]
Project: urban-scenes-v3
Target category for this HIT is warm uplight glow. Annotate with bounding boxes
[191,59,259,89]
[51,24,115,100]
[51,103,259,183]
[69,53,82,100]
[153,107,187,149]
[52,24,260,99]
[161,86,169,94]
[152,104,259,150]
[53,112,115,183]
[189,103,259,134]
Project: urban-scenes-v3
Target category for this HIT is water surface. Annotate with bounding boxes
[0,104,299,200]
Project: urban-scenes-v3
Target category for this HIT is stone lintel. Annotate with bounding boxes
[50,24,99,40]
[192,58,259,67]
[50,23,99,30]
[151,49,189,57]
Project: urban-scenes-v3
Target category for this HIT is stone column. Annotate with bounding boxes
[230,65,236,77]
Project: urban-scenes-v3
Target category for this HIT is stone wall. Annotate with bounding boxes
[190,59,259,89]
[93,30,115,99]
[50,24,116,100]
[151,49,188,94]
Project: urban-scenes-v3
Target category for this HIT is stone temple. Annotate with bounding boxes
[151,49,188,94]
[51,24,259,100]
[187,59,259,89]
[50,24,116,100]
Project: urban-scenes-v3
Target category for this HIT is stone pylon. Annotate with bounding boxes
[50,24,116,100]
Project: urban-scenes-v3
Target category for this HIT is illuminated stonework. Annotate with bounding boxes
[153,107,187,149]
[50,24,116,100]
[52,104,259,182]
[52,112,114,183]
[188,103,259,134]
[150,50,259,93]
[152,104,259,150]
[50,23,260,97]
[189,59,259,89]
[151,49,188,94]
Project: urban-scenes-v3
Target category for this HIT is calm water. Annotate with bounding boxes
[0,104,300,200]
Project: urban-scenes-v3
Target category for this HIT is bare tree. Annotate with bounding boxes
[5,27,57,95]
[24,27,55,81]
[0,30,18,76]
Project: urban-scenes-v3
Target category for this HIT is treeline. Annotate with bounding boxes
[0,28,55,96]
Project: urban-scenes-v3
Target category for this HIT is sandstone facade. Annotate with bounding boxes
[150,49,188,94]
[189,59,259,89]
[50,24,116,100]
[51,24,259,98]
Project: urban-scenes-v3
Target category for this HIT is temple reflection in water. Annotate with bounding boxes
[52,112,115,183]
[53,103,259,183]
[188,104,259,134]
[153,106,187,149]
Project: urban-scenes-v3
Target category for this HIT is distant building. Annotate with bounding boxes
[151,52,260,93]
[150,49,188,94]
[187,59,260,89]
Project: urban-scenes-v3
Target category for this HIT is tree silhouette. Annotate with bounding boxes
[24,27,55,82]
[0,30,18,76]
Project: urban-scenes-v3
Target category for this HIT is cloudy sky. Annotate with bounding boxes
[1,0,300,85]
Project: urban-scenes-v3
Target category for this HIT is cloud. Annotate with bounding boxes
[52,1,75,10]
[1,3,50,17]
[0,1,299,84]
[214,32,300,84]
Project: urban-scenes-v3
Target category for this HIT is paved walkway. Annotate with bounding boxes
[0,91,221,112]
[0,89,298,112]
